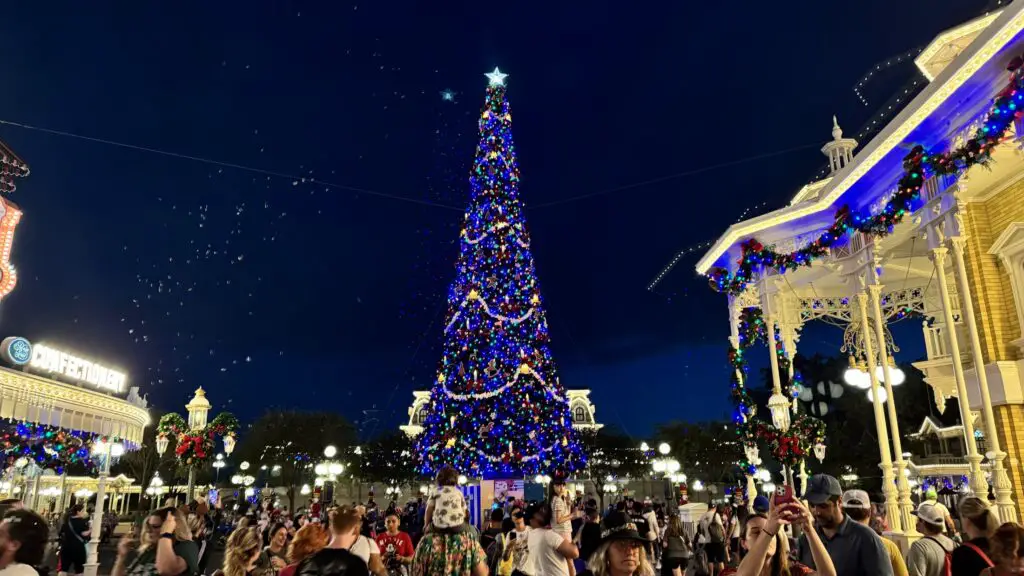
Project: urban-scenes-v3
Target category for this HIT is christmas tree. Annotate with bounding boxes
[415,68,585,477]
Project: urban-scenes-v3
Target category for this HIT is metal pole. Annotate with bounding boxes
[187,467,195,502]
[83,451,111,576]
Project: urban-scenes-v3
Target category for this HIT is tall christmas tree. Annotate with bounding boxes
[416,68,585,477]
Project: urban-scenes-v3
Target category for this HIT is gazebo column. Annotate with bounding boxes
[950,236,1017,521]
[929,246,988,497]
[728,296,758,508]
[856,290,902,533]
[868,280,917,536]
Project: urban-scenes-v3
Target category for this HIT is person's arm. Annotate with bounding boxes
[155,538,188,576]
[554,533,579,560]
[368,554,387,576]
[424,501,434,527]
[944,512,957,537]
[112,535,132,576]
[734,512,782,576]
[399,534,415,564]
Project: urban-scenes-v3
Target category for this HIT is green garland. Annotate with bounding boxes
[157,412,238,467]
[709,55,1024,296]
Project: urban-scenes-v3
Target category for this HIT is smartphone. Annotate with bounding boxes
[773,485,794,507]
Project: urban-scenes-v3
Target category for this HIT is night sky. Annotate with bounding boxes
[0,0,991,438]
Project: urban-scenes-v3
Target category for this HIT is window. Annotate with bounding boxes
[414,406,428,425]
[573,405,588,423]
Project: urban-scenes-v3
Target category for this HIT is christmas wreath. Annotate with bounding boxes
[157,412,238,467]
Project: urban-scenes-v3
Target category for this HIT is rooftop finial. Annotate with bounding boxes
[832,115,843,140]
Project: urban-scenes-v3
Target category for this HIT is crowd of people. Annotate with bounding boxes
[2,468,1024,576]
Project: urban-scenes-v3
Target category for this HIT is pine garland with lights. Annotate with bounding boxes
[708,56,1024,297]
[414,70,585,477]
[729,308,825,473]
[0,418,126,473]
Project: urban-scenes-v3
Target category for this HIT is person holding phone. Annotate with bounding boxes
[724,498,832,576]
[113,507,199,576]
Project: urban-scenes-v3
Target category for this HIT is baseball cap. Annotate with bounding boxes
[841,489,871,510]
[913,503,945,528]
[805,474,842,505]
[752,495,770,513]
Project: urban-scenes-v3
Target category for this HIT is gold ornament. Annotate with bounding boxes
[437,373,445,384]
[530,294,540,305]
[467,289,480,301]
[519,363,531,375]
[446,437,456,448]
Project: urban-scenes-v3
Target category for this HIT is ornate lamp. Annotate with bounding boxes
[155,434,169,456]
[223,434,236,456]
[744,443,761,465]
[768,392,792,432]
[814,440,827,462]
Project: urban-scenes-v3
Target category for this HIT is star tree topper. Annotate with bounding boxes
[485,67,508,86]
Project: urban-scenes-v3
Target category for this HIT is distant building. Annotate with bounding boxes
[400,389,603,437]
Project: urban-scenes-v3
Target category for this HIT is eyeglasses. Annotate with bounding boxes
[611,540,642,551]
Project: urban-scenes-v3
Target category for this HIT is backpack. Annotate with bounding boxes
[486,533,512,576]
[495,533,515,576]
[708,515,725,544]
[924,536,953,576]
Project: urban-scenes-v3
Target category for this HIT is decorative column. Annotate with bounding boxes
[950,237,1017,520]
[930,246,988,497]
[728,297,758,508]
[857,290,902,532]
[868,281,917,535]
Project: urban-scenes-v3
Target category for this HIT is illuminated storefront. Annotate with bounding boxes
[0,336,149,445]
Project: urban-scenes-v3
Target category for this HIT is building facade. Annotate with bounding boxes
[400,389,602,437]
[693,4,1024,541]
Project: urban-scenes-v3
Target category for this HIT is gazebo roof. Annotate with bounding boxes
[696,5,1024,277]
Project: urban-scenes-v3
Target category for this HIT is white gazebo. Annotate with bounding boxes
[683,3,1024,546]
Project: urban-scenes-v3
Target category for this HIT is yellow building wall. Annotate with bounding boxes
[961,180,1024,513]
[962,188,1023,362]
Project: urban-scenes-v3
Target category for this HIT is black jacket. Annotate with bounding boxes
[295,549,371,576]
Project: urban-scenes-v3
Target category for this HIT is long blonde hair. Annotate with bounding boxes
[223,527,263,576]
[586,541,655,576]
[959,496,996,538]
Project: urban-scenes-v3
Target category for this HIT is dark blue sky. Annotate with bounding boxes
[0,0,986,438]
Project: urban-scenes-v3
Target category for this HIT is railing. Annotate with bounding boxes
[922,322,951,360]
[921,321,971,362]
[912,455,968,466]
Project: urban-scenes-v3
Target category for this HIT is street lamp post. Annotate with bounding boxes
[648,442,681,504]
[155,388,237,502]
[213,454,226,483]
[83,438,124,576]
[315,446,344,505]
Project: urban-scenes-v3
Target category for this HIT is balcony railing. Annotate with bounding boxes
[911,455,968,466]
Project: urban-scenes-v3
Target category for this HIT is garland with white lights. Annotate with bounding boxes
[444,293,537,333]
[708,56,1024,296]
[441,364,566,402]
